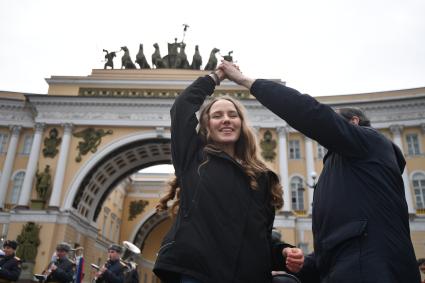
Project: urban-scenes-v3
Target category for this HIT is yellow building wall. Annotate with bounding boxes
[60,127,157,206]
[47,85,80,96]
[96,188,125,242]
[119,196,160,242]
[279,228,296,245]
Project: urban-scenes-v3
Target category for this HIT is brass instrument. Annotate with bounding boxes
[91,241,140,283]
[122,241,141,268]
[34,254,58,283]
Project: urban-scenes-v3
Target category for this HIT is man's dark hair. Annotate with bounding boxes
[418,258,425,266]
[337,107,371,127]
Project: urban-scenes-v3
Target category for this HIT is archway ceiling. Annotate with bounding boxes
[72,138,171,222]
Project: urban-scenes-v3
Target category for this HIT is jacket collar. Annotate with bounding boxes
[206,149,244,171]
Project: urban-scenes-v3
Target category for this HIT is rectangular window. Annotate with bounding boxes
[102,215,107,238]
[413,179,425,209]
[406,134,420,155]
[0,133,8,153]
[22,134,33,155]
[317,144,328,159]
[109,218,115,240]
[291,177,304,210]
[289,140,301,159]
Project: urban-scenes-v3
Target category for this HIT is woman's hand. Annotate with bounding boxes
[218,60,254,89]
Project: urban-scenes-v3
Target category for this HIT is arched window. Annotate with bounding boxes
[412,172,425,209]
[291,176,304,210]
[10,171,25,204]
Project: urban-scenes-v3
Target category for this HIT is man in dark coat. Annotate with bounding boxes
[94,244,126,283]
[45,243,74,283]
[0,240,21,283]
[219,60,421,283]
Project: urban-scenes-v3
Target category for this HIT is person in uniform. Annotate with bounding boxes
[94,244,126,283]
[0,240,21,283]
[44,243,74,283]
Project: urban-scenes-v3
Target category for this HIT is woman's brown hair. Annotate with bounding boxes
[157,96,283,215]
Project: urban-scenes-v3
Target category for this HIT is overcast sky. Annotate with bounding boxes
[1,0,424,96]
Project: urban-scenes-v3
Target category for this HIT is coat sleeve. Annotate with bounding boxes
[271,242,294,272]
[52,261,74,283]
[170,75,216,176]
[0,258,21,281]
[101,266,124,283]
[295,252,321,283]
[250,80,370,158]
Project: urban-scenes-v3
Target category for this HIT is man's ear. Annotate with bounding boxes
[350,116,360,125]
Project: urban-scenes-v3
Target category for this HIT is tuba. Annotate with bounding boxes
[121,241,141,271]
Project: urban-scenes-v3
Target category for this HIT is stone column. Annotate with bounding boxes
[0,126,21,209]
[390,125,415,214]
[277,127,290,212]
[49,124,73,209]
[305,137,315,214]
[17,123,45,208]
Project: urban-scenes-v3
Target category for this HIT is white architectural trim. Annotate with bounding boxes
[409,218,425,231]
[273,214,297,228]
[410,170,425,179]
[0,100,34,128]
[11,169,26,180]
[295,218,313,231]
[63,131,171,211]
[288,173,305,182]
[0,210,98,237]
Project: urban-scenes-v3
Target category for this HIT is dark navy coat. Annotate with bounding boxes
[46,257,74,283]
[95,259,125,283]
[0,254,21,282]
[250,79,420,283]
[153,76,292,283]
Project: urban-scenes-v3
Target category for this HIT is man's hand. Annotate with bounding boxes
[283,247,304,273]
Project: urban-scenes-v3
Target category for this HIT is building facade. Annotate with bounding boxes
[0,69,424,282]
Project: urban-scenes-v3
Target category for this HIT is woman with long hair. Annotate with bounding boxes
[153,70,304,283]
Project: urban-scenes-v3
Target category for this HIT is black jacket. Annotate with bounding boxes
[153,76,291,283]
[46,257,74,283]
[0,254,21,282]
[95,259,125,283]
[250,79,421,283]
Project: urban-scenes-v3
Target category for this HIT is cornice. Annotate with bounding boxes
[1,91,423,129]
[0,100,34,127]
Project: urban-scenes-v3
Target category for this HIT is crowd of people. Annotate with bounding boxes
[0,240,137,283]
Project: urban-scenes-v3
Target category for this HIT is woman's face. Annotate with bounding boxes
[207,99,242,147]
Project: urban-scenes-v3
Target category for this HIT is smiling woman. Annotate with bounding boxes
[200,97,243,158]
[153,72,304,283]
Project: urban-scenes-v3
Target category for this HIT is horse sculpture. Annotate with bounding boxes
[223,51,233,62]
[121,46,136,69]
[204,48,220,70]
[152,43,166,68]
[191,45,202,70]
[135,44,151,69]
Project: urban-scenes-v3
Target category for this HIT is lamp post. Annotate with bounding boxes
[306,171,317,189]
